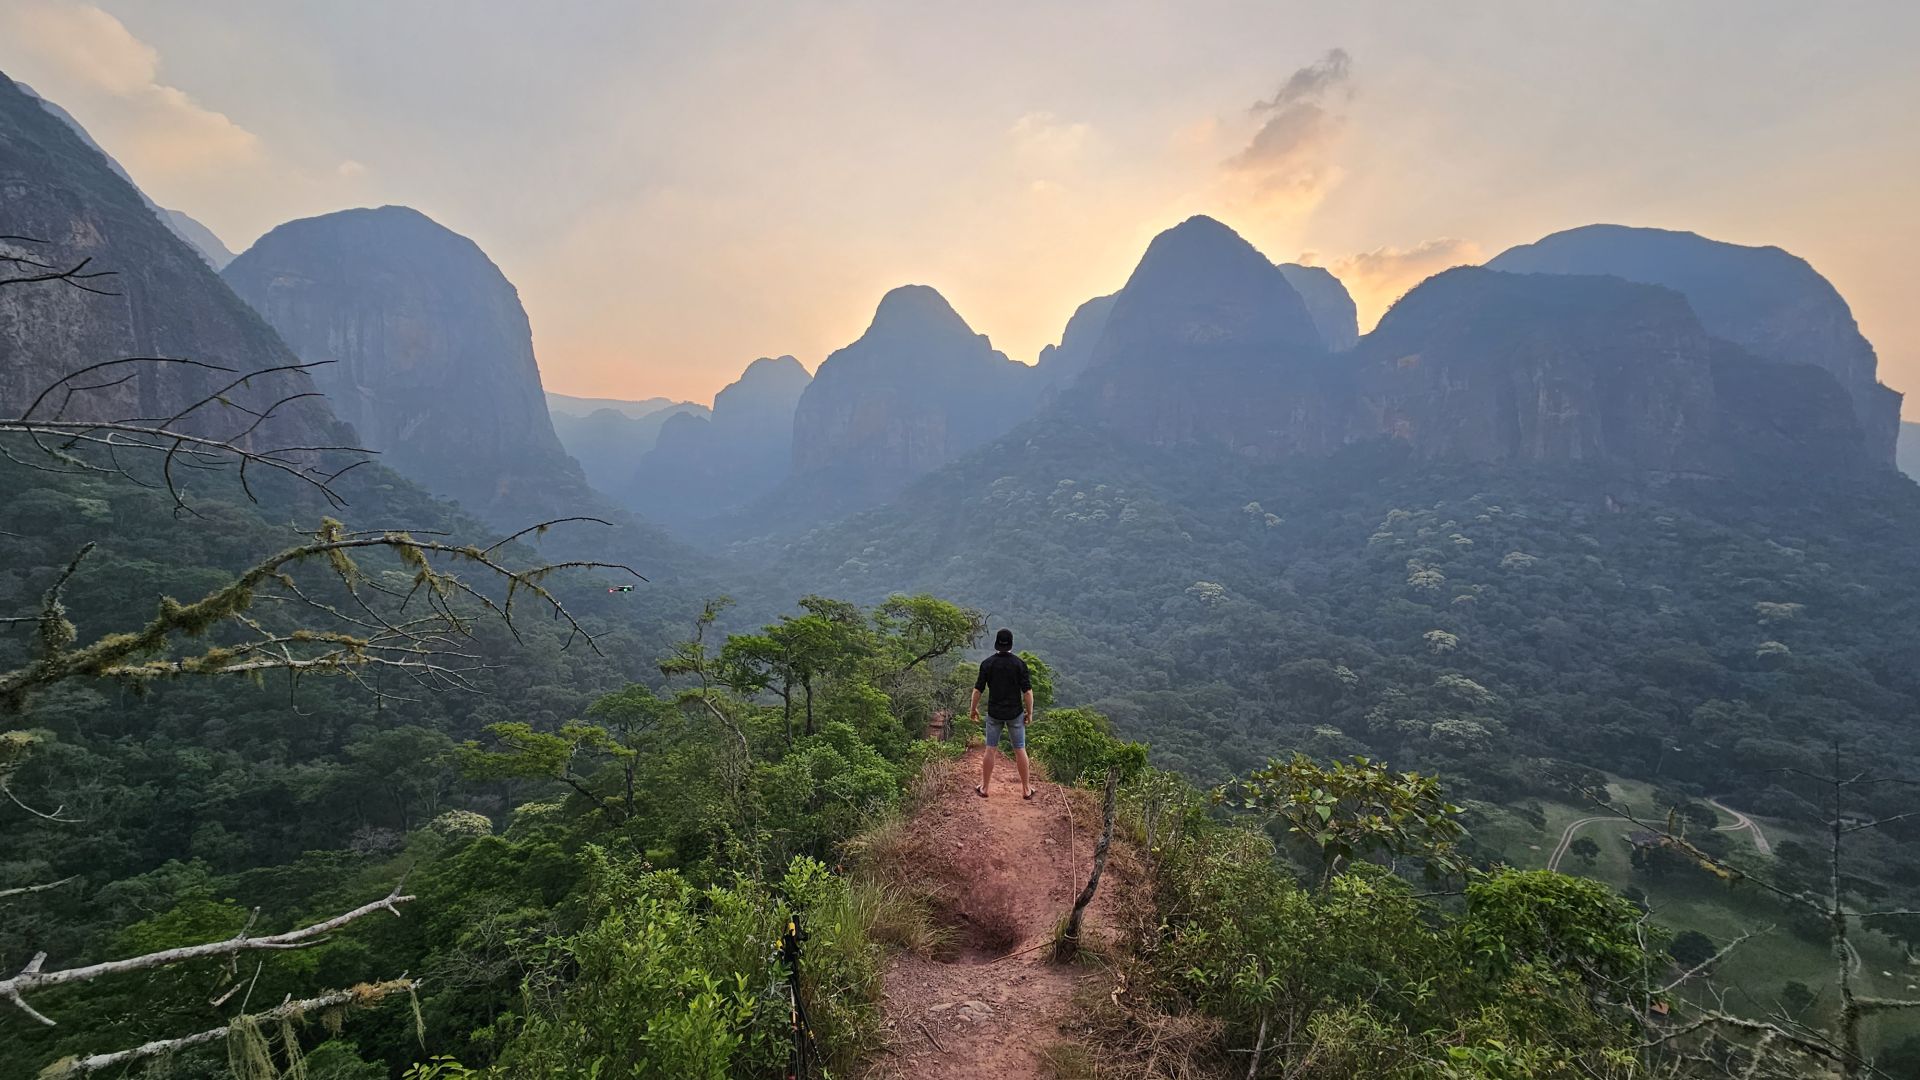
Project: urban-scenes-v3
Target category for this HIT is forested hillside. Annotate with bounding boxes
[7,51,1920,1079]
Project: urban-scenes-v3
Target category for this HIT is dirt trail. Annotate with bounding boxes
[864,749,1140,1080]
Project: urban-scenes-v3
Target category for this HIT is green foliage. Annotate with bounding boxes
[477,850,878,1079]
[1026,706,1145,786]
[1220,753,1467,883]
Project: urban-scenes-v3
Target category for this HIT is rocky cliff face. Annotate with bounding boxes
[223,205,593,523]
[1277,263,1359,351]
[789,286,1037,501]
[0,75,339,448]
[1351,268,1720,467]
[1488,224,1901,465]
[632,354,811,520]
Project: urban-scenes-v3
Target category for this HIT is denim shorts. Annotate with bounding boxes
[984,713,1027,750]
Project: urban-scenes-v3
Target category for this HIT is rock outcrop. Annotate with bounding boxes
[1350,268,1720,467]
[1489,224,1901,465]
[632,354,811,520]
[1035,293,1116,391]
[0,75,339,448]
[789,286,1037,503]
[1277,263,1359,351]
[224,205,592,523]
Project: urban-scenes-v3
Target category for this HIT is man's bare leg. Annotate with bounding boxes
[1015,747,1031,796]
[980,744,996,797]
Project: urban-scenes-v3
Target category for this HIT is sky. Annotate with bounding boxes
[2,1,1917,415]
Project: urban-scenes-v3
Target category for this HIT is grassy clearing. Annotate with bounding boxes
[1471,775,1920,1053]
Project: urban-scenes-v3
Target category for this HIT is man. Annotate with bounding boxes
[971,628,1034,799]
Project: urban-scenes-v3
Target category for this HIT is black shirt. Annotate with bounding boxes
[975,651,1032,722]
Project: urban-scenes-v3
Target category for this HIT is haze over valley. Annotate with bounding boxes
[5,6,1920,1077]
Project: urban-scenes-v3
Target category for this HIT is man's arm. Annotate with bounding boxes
[969,687,981,720]
[1023,688,1035,722]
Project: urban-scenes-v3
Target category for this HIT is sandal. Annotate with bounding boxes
[1023,788,1036,800]
[975,785,988,799]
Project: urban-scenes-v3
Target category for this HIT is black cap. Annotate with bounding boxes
[994,628,1013,652]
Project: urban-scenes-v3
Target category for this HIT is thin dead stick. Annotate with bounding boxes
[917,1019,947,1054]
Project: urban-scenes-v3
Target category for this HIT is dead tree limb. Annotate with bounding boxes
[39,977,418,1076]
[0,879,414,1026]
[1056,765,1120,962]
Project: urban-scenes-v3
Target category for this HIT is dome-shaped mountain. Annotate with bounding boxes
[1488,224,1901,464]
[1063,216,1341,458]
[224,205,591,522]
[1353,267,1721,466]
[788,285,1037,500]
[1088,215,1324,370]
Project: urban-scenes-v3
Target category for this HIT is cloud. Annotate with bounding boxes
[336,159,369,179]
[1329,237,1485,330]
[1222,49,1353,215]
[0,2,262,178]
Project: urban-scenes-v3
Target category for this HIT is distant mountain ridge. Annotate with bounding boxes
[547,391,703,421]
[631,354,812,522]
[1900,422,1920,480]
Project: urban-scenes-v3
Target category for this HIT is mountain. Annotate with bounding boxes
[552,402,708,492]
[1488,224,1903,465]
[547,391,701,421]
[15,80,234,269]
[1901,422,1920,480]
[223,205,595,524]
[630,355,811,523]
[1063,215,1343,459]
[1277,263,1359,351]
[1065,217,1865,475]
[0,75,338,447]
[1035,292,1117,390]
[784,284,1038,511]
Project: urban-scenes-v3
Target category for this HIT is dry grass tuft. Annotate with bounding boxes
[1065,957,1229,1079]
[850,878,955,959]
[1038,1041,1097,1079]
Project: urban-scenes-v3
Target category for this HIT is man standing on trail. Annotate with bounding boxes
[972,628,1034,800]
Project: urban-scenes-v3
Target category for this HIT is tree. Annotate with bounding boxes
[1667,928,1717,970]
[1218,754,1467,886]
[1568,836,1601,867]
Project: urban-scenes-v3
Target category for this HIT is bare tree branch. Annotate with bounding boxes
[0,875,78,902]
[0,879,414,1026]
[1,519,641,712]
[39,977,418,1076]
